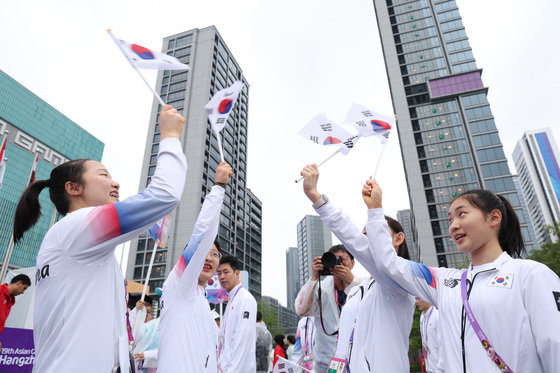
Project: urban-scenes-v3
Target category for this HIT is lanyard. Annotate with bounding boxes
[218,285,243,360]
[460,271,513,373]
[422,307,434,344]
[124,280,135,349]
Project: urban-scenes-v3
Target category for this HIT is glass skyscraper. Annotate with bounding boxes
[372,0,537,266]
[126,26,263,298]
[513,128,560,245]
[297,215,332,285]
[0,70,104,275]
[285,246,299,310]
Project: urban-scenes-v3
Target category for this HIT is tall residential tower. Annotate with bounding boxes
[513,128,560,245]
[297,215,332,285]
[126,27,262,298]
[372,0,537,266]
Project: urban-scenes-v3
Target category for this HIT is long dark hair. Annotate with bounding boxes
[385,216,411,260]
[452,189,525,258]
[13,159,89,243]
[274,334,286,355]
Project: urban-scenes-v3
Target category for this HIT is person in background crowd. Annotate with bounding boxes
[256,311,272,373]
[272,334,286,368]
[0,273,31,349]
[217,255,257,372]
[417,298,444,373]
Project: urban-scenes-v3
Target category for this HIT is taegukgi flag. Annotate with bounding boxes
[343,103,394,144]
[298,114,359,155]
[206,274,228,304]
[205,81,245,133]
[110,32,190,71]
[273,356,311,373]
[148,215,171,248]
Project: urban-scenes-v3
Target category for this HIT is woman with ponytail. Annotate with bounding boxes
[362,180,560,372]
[15,105,187,373]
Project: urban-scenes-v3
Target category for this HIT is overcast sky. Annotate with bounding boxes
[1,0,559,306]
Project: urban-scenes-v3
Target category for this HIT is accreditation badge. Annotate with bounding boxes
[328,357,347,373]
[302,354,313,370]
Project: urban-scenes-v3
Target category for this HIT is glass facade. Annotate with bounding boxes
[513,129,560,246]
[285,246,299,310]
[127,27,262,298]
[0,70,104,272]
[374,0,538,266]
[297,215,332,285]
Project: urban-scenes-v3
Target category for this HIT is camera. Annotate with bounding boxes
[318,252,342,276]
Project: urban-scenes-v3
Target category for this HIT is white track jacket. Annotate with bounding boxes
[315,201,415,372]
[158,185,225,373]
[366,208,560,373]
[32,138,187,373]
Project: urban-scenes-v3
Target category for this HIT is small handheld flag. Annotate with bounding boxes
[273,356,312,373]
[148,215,171,248]
[108,29,189,107]
[205,81,245,162]
[343,103,394,144]
[205,81,245,134]
[206,274,228,304]
[109,31,189,71]
[298,114,359,155]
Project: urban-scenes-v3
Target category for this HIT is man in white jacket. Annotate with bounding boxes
[217,255,257,373]
[294,244,359,373]
[417,298,444,373]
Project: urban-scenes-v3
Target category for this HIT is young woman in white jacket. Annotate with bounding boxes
[362,179,560,373]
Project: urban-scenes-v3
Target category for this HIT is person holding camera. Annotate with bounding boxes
[294,244,360,373]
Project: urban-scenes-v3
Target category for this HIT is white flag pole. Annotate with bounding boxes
[295,148,340,183]
[371,115,396,180]
[107,29,166,107]
[371,142,388,180]
[133,239,158,337]
[215,130,225,163]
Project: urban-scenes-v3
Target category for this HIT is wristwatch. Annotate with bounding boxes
[312,194,329,210]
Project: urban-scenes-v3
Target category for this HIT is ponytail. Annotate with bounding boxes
[453,189,526,258]
[12,158,89,244]
[385,216,411,260]
[13,180,50,243]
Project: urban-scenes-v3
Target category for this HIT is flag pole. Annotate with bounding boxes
[295,148,340,183]
[107,29,166,107]
[371,142,388,180]
[215,130,225,163]
[133,239,158,337]
[0,152,38,281]
[370,114,396,180]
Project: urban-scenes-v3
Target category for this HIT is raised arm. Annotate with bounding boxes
[294,256,323,316]
[68,106,187,261]
[301,164,406,297]
[363,179,439,305]
[174,162,232,295]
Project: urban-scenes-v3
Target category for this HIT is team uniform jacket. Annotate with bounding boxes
[32,138,187,373]
[291,316,314,366]
[420,306,444,373]
[218,283,258,373]
[315,201,415,372]
[333,278,371,363]
[366,208,560,373]
[295,274,360,371]
[158,185,225,373]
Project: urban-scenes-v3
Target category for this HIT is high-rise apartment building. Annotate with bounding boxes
[126,26,262,298]
[286,246,300,310]
[513,128,560,245]
[297,215,332,285]
[0,70,104,276]
[372,0,537,266]
[397,209,419,261]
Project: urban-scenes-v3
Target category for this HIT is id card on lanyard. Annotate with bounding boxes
[328,357,347,373]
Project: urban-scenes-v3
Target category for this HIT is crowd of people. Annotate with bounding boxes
[3,103,559,372]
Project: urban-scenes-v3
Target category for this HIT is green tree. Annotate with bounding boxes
[527,224,560,276]
[409,306,423,373]
[258,299,285,337]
